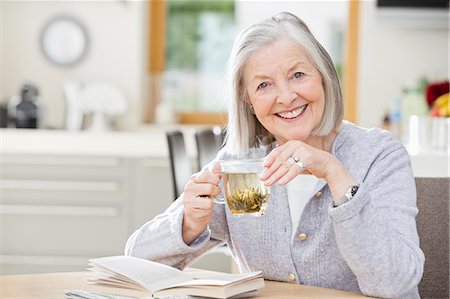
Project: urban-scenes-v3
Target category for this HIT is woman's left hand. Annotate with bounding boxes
[260,140,334,186]
[260,141,357,202]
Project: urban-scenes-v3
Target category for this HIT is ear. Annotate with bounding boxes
[242,91,255,114]
[248,103,255,115]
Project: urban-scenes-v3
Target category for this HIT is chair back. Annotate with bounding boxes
[194,127,224,170]
[166,131,192,199]
[416,177,450,299]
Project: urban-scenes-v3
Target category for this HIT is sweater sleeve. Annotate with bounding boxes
[329,143,424,298]
[124,194,229,270]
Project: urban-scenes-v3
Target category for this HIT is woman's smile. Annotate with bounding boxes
[276,104,308,120]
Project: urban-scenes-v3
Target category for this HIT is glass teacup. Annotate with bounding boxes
[215,159,270,217]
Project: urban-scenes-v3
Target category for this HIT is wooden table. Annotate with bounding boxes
[1,272,371,298]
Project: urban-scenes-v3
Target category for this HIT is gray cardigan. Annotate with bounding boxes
[125,122,425,299]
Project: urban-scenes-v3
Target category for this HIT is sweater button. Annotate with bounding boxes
[298,233,308,241]
[288,273,296,282]
[315,191,322,198]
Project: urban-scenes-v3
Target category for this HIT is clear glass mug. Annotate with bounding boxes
[213,159,270,217]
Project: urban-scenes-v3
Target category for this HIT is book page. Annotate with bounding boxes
[173,272,262,287]
[155,277,265,299]
[89,256,192,292]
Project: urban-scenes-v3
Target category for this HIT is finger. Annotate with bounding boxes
[263,146,285,168]
[210,161,222,175]
[192,171,221,186]
[186,181,222,198]
[189,196,215,210]
[263,141,298,167]
[277,164,304,186]
[261,147,294,180]
[263,160,292,186]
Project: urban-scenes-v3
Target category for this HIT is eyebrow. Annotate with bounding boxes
[249,61,309,82]
[288,61,309,73]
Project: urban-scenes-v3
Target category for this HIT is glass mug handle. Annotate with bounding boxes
[202,163,225,204]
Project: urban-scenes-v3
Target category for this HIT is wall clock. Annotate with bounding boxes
[40,16,89,67]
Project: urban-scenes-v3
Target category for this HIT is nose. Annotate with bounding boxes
[276,80,296,105]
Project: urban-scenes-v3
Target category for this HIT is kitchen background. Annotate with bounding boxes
[0,0,448,274]
[1,1,448,130]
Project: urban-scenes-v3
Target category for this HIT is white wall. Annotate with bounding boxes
[235,1,348,63]
[357,1,449,128]
[1,1,146,129]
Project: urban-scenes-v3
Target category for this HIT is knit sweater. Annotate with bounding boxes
[125,122,425,299]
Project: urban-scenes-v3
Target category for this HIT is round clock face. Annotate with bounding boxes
[40,16,89,66]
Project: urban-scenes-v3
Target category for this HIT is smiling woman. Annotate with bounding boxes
[127,12,424,299]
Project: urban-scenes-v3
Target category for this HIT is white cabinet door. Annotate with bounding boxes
[0,154,173,274]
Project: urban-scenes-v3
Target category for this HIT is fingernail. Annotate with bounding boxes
[260,171,267,180]
[264,178,274,186]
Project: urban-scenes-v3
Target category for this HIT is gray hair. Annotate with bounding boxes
[223,12,343,157]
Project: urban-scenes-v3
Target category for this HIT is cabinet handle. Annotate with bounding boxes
[0,205,119,216]
[2,180,119,192]
[2,156,121,166]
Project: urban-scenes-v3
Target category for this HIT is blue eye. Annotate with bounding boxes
[294,72,304,79]
[258,82,268,90]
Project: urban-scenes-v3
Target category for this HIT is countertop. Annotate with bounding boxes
[1,127,448,177]
[0,125,206,158]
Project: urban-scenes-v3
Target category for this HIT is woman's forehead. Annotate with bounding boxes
[244,39,314,79]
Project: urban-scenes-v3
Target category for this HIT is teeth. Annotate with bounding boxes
[277,105,306,119]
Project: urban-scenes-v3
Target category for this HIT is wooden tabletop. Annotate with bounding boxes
[1,271,371,299]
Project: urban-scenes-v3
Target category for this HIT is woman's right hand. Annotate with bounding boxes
[182,162,222,245]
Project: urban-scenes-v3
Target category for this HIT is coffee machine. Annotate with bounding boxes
[8,83,43,129]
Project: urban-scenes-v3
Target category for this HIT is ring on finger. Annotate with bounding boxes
[286,156,299,167]
[296,161,307,172]
[287,156,307,172]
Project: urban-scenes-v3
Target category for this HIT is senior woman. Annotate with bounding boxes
[125,12,424,298]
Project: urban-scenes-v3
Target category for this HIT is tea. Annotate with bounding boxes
[223,172,270,216]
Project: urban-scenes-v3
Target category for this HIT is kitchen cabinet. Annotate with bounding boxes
[1,153,173,274]
[0,128,232,274]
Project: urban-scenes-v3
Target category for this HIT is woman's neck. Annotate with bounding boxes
[305,124,343,153]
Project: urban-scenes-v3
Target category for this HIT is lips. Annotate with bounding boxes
[276,104,307,119]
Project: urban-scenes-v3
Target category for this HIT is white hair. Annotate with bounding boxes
[222,12,343,157]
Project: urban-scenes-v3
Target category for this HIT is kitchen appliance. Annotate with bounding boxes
[63,81,127,131]
[8,84,43,129]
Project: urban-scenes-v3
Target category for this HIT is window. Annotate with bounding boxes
[162,0,235,113]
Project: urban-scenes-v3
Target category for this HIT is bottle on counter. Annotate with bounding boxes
[400,78,429,144]
[388,96,402,140]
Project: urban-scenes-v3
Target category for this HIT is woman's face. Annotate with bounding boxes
[244,38,325,145]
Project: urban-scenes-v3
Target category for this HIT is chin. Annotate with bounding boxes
[275,134,309,144]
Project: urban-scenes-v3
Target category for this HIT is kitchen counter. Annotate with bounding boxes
[1,127,447,177]
[407,149,449,177]
[0,125,205,158]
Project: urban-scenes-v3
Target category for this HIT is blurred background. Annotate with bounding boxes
[0,0,448,275]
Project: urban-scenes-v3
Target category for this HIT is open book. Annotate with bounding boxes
[81,256,264,299]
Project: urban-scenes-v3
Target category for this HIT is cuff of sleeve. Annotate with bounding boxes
[329,182,370,223]
[170,207,212,253]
